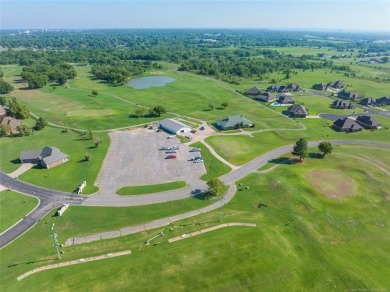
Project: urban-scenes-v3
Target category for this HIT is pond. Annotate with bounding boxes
[127,76,175,90]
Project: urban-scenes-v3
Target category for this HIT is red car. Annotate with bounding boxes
[166,155,176,159]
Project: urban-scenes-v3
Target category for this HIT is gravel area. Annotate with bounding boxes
[95,128,206,195]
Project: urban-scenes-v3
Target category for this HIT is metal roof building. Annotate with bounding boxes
[159,119,192,135]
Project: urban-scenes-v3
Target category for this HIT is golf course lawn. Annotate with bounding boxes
[0,191,38,234]
[206,116,390,165]
[117,181,187,195]
[0,127,109,194]
[5,64,300,131]
[1,145,389,291]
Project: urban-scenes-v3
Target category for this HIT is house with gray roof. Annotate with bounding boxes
[20,146,69,169]
[376,96,390,107]
[338,90,360,101]
[333,100,355,109]
[327,81,345,90]
[332,118,363,133]
[254,92,276,102]
[286,104,308,118]
[216,115,254,130]
[313,83,329,91]
[245,86,262,96]
[278,94,295,104]
[360,98,376,107]
[159,118,192,135]
[356,115,381,129]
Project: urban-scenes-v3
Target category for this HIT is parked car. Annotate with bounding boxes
[189,148,201,152]
[166,150,177,154]
[170,146,179,150]
[166,155,176,159]
[167,135,176,139]
[199,126,205,130]
[191,129,197,133]
[160,146,170,150]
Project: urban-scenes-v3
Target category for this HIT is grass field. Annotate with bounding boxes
[189,141,231,180]
[0,127,109,193]
[0,191,38,234]
[1,145,389,291]
[206,115,390,165]
[4,64,300,131]
[117,181,187,195]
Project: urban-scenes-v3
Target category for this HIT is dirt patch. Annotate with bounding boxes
[67,109,114,118]
[304,169,357,199]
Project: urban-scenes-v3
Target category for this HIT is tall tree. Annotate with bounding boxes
[0,79,13,94]
[207,178,227,197]
[34,117,48,131]
[292,138,308,161]
[318,142,333,157]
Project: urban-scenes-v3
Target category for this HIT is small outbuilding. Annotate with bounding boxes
[159,118,192,135]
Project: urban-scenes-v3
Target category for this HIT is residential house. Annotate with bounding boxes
[332,118,363,132]
[338,90,360,101]
[355,115,381,129]
[327,81,345,90]
[360,98,377,107]
[254,92,276,102]
[20,146,69,169]
[286,104,308,118]
[376,96,390,107]
[216,115,254,130]
[0,116,22,135]
[313,83,329,91]
[267,83,301,93]
[159,118,192,135]
[245,86,262,96]
[286,83,301,92]
[278,93,295,104]
[333,100,355,109]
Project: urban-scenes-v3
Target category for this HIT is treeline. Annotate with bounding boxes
[91,61,161,84]
[20,62,77,88]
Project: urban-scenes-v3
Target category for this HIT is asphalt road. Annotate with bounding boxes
[1,140,389,248]
[0,172,85,249]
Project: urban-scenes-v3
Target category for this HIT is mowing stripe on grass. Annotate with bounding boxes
[117,181,187,195]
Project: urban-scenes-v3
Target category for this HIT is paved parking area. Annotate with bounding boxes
[95,128,206,196]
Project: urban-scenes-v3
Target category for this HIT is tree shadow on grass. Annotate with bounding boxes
[309,152,323,159]
[268,157,292,165]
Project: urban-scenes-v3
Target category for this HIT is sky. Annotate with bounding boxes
[1,0,389,32]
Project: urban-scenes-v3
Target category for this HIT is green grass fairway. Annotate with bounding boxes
[1,145,389,291]
[6,64,300,131]
[117,181,187,195]
[0,127,109,193]
[190,142,231,180]
[0,191,38,234]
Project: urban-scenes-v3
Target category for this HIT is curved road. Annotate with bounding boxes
[0,173,85,249]
[2,140,389,249]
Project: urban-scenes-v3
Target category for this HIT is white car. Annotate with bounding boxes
[167,135,176,139]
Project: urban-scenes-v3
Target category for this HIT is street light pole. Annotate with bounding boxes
[49,223,62,260]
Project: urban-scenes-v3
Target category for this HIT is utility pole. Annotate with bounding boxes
[49,223,62,260]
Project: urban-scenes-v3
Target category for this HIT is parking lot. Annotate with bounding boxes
[95,128,206,195]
